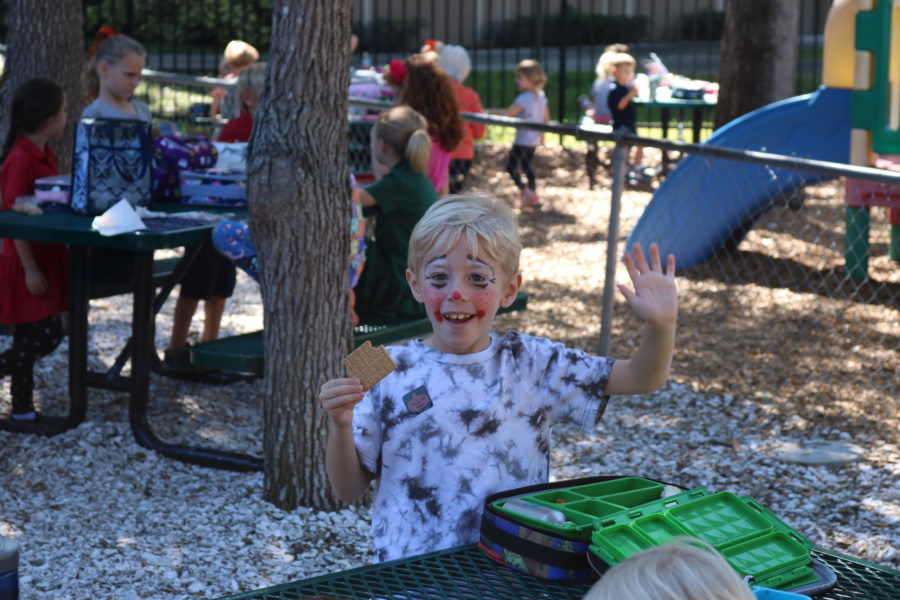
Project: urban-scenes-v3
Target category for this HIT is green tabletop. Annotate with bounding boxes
[0,202,247,250]
[215,544,900,600]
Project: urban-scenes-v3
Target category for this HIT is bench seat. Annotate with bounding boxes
[190,291,529,376]
[88,256,182,299]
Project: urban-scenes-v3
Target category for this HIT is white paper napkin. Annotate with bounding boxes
[91,199,146,236]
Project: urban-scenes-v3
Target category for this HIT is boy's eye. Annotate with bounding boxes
[424,272,448,286]
[469,272,495,288]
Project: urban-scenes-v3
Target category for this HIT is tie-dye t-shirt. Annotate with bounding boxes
[353,330,615,562]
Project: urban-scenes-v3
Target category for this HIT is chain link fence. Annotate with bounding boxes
[349,97,899,444]
[116,73,900,442]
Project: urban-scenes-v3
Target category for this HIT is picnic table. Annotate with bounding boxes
[0,202,261,472]
[635,95,717,144]
[214,543,900,600]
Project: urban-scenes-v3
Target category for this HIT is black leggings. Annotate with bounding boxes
[0,315,65,414]
[448,159,473,194]
[505,145,537,191]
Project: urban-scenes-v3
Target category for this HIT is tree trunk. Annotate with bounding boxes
[714,0,801,130]
[0,0,84,172]
[251,0,352,510]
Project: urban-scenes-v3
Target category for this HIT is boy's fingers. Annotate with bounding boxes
[631,243,650,273]
[617,283,636,304]
[623,252,640,282]
[648,243,663,272]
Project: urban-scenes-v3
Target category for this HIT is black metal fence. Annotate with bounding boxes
[1,0,830,125]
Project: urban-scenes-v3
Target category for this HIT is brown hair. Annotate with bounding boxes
[1,78,65,165]
[515,59,547,89]
[393,54,464,152]
[82,33,146,102]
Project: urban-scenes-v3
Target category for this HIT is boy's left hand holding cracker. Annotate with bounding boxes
[607,242,677,396]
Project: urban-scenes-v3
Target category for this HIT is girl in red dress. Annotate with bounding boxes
[0,79,69,431]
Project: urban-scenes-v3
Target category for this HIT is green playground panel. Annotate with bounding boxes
[853,1,900,154]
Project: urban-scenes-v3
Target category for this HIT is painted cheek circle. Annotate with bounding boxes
[433,311,444,322]
[476,310,486,318]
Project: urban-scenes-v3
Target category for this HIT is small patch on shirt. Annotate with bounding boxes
[403,385,433,414]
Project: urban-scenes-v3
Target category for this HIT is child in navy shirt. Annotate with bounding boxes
[606,52,645,178]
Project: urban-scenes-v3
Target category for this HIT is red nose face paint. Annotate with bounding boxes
[476,310,486,319]
[451,291,462,300]
[433,311,444,322]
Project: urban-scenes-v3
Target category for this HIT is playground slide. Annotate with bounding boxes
[626,86,851,269]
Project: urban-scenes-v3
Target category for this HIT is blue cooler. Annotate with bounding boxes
[0,537,19,600]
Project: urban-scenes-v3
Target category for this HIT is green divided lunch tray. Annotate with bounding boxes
[491,477,703,540]
[489,478,822,591]
[588,490,818,590]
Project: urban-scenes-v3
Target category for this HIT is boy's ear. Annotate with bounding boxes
[499,272,523,308]
[406,268,425,303]
[97,60,109,77]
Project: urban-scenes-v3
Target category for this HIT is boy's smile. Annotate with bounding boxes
[408,238,521,355]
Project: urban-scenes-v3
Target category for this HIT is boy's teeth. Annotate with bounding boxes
[446,313,470,321]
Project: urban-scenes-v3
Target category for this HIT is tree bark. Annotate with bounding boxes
[0,0,84,172]
[251,0,353,510]
[714,0,801,130]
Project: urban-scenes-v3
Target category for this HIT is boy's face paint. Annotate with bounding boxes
[410,238,516,355]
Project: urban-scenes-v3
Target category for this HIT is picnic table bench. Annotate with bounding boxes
[88,255,181,299]
[190,291,529,376]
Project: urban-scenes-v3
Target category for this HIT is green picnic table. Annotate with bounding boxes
[214,543,900,600]
[0,202,259,471]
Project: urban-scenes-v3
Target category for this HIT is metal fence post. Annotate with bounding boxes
[599,139,628,356]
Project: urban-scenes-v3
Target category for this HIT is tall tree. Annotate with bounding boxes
[714,0,801,129]
[0,0,84,171]
[250,0,352,510]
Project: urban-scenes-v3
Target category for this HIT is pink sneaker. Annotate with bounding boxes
[524,188,542,208]
[516,189,528,208]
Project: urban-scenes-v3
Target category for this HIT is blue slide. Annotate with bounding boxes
[626,86,851,268]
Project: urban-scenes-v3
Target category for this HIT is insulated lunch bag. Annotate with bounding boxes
[70,117,152,215]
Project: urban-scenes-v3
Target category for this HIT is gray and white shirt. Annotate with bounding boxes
[353,330,614,562]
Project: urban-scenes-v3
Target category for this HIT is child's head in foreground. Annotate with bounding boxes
[407,195,522,355]
[584,538,755,600]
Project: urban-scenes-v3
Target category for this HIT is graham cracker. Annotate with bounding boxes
[343,341,396,391]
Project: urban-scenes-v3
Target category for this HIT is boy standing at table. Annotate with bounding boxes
[319,195,677,561]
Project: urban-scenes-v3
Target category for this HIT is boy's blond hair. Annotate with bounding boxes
[607,52,636,70]
[236,61,267,106]
[224,40,260,70]
[515,59,547,89]
[595,43,630,79]
[408,195,521,280]
[584,538,755,600]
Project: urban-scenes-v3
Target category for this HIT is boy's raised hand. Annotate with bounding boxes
[617,242,677,328]
[319,377,365,428]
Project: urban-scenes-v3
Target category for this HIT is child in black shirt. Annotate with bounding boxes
[606,52,645,178]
